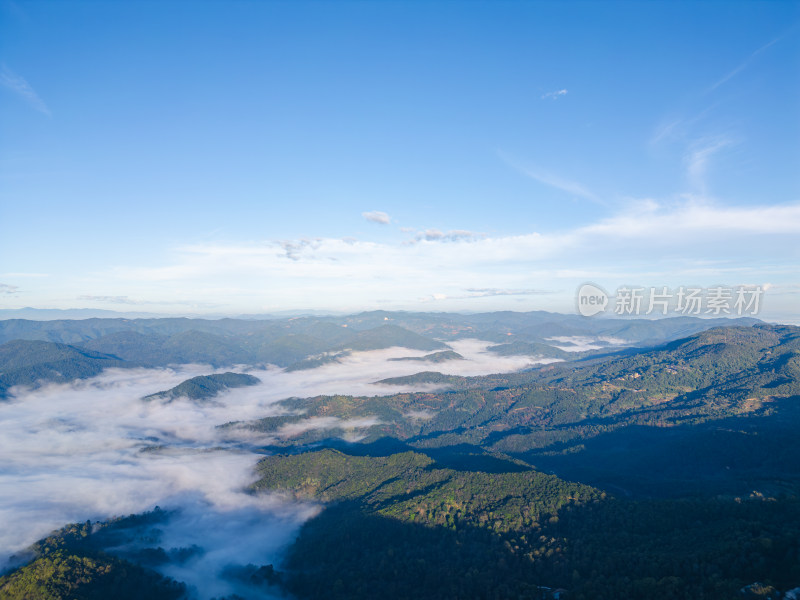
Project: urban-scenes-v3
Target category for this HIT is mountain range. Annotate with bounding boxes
[1,313,798,599]
[0,311,760,397]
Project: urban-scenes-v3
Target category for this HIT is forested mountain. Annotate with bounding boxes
[0,340,131,398]
[251,448,800,600]
[82,330,255,367]
[0,513,186,600]
[144,372,261,401]
[240,324,800,496]
[486,340,571,358]
[239,324,800,598]
[0,311,759,357]
[388,350,464,362]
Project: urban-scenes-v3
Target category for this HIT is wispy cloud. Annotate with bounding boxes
[0,65,50,116]
[649,118,684,146]
[77,295,213,307]
[412,229,484,243]
[426,288,556,301]
[648,105,717,147]
[498,150,602,204]
[0,283,20,295]
[362,210,391,224]
[707,36,782,94]
[78,295,141,304]
[522,168,599,203]
[541,89,568,100]
[684,137,733,193]
[464,288,554,297]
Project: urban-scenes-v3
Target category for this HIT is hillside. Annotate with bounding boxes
[388,350,465,363]
[253,448,601,599]
[143,372,261,401]
[334,324,447,352]
[0,340,131,399]
[82,330,256,367]
[252,448,800,600]
[0,514,186,600]
[487,340,570,359]
[243,323,800,496]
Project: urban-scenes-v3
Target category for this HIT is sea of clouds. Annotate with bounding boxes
[0,339,551,598]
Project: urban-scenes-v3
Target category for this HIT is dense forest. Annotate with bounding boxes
[0,513,187,600]
[255,449,800,600]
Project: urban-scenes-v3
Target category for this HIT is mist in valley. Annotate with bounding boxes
[0,339,542,598]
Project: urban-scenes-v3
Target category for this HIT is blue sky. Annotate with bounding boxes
[1,0,798,319]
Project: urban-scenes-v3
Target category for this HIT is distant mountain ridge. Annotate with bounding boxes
[0,311,762,346]
[0,312,768,398]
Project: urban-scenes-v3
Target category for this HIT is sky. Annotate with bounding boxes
[1,0,799,319]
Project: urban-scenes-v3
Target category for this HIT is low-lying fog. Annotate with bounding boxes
[0,339,549,598]
[546,335,628,352]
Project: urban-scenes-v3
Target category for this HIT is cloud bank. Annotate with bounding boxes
[9,198,799,319]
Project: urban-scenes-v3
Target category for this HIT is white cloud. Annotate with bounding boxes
[86,198,800,316]
[278,238,320,260]
[580,198,800,239]
[541,89,568,100]
[546,336,628,352]
[362,210,391,224]
[0,283,19,295]
[277,416,382,438]
[0,65,50,116]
